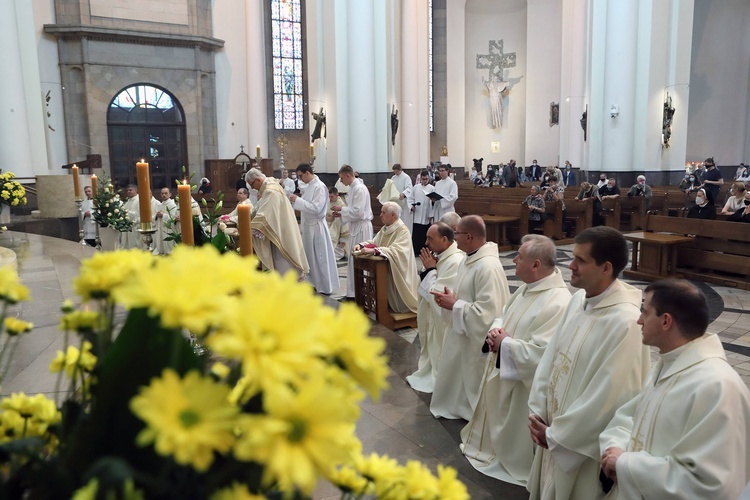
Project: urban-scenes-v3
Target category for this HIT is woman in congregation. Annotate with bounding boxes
[686,188,717,220]
[720,181,746,215]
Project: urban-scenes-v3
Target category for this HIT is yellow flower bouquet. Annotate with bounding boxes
[0,170,28,207]
[0,247,468,499]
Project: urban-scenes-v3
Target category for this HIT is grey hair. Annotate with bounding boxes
[381,201,402,218]
[439,212,461,230]
[520,234,557,268]
[637,175,646,182]
[245,168,266,184]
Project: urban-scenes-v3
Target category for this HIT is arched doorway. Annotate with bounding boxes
[107,84,187,189]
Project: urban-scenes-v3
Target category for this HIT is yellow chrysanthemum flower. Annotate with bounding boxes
[234,379,360,494]
[113,246,257,334]
[0,393,61,442]
[49,341,97,376]
[355,453,403,486]
[209,483,266,500]
[3,317,33,336]
[436,465,470,500]
[326,465,372,496]
[73,249,155,300]
[400,460,441,500]
[72,478,144,500]
[319,303,389,400]
[59,310,101,332]
[130,369,239,472]
[0,267,30,304]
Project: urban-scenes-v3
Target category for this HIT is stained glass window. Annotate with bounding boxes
[271,0,304,129]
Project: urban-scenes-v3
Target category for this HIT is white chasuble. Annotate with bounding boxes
[600,333,750,500]
[292,176,338,294]
[406,242,465,393]
[251,179,309,277]
[527,280,650,500]
[365,218,419,313]
[154,198,177,255]
[461,268,571,485]
[430,242,510,420]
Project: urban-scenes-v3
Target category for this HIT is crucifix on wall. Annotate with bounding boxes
[477,40,523,128]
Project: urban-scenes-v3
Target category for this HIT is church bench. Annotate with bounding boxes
[541,200,564,240]
[600,197,621,230]
[564,197,593,236]
[620,195,650,230]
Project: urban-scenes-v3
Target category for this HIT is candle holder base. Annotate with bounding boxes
[75,199,86,245]
[310,155,316,168]
[137,227,157,253]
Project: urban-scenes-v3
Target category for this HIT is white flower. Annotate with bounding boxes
[218,222,227,231]
[107,212,112,217]
[114,209,119,213]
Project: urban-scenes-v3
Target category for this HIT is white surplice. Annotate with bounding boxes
[153,197,177,255]
[407,183,435,225]
[81,198,97,241]
[600,333,750,500]
[120,195,159,250]
[432,177,458,221]
[292,175,339,294]
[430,242,510,420]
[461,268,571,485]
[362,218,419,313]
[527,280,651,500]
[391,172,413,230]
[406,241,464,393]
[340,178,373,298]
[327,195,349,261]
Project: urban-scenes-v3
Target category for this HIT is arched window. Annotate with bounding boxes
[271,0,304,129]
[107,84,187,189]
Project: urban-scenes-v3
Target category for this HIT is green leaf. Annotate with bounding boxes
[211,232,229,253]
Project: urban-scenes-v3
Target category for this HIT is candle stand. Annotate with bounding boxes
[310,155,316,168]
[137,223,157,253]
[75,198,86,245]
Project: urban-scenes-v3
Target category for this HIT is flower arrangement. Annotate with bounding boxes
[92,180,134,232]
[0,170,28,207]
[0,247,468,499]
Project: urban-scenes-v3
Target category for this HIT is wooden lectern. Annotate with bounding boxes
[353,255,417,330]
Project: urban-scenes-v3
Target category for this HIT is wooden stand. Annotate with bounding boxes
[623,231,694,281]
[353,255,417,330]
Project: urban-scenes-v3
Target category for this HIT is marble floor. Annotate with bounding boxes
[2,231,750,499]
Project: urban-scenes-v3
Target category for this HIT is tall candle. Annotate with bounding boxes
[90,175,98,205]
[256,145,261,158]
[310,144,314,157]
[237,203,252,257]
[136,160,152,228]
[72,165,81,199]
[178,182,194,246]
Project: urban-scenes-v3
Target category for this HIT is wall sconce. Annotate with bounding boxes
[610,105,619,118]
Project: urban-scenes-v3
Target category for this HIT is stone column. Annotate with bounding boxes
[445,0,466,169]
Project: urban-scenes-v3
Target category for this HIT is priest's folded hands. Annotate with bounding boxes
[600,446,623,482]
[484,327,509,352]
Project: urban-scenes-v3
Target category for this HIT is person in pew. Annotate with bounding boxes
[353,201,418,314]
[598,178,620,199]
[406,222,465,393]
[525,185,546,233]
[597,174,608,189]
[721,181,746,214]
[600,279,750,500]
[429,215,509,420]
[408,171,436,256]
[526,227,650,500]
[562,162,576,187]
[461,235,570,486]
[699,157,723,204]
[679,172,701,193]
[528,160,542,181]
[728,189,750,223]
[627,175,652,208]
[686,188,717,220]
[577,182,604,227]
[734,162,747,181]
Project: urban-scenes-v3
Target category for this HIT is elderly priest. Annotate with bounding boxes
[245,168,309,279]
[600,279,750,499]
[461,234,570,486]
[353,201,418,313]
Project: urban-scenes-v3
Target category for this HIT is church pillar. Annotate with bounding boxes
[246,0,268,162]
[0,0,48,177]
[399,0,430,170]
[558,0,588,174]
[588,0,639,173]
[445,0,466,169]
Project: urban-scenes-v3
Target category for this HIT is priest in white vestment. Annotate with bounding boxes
[432,165,458,221]
[154,187,177,255]
[430,215,509,420]
[600,279,750,500]
[406,222,464,393]
[327,187,349,261]
[290,164,338,294]
[407,171,435,256]
[245,168,309,278]
[353,202,418,313]
[81,186,97,247]
[390,164,413,229]
[120,184,159,250]
[461,235,571,485]
[527,226,651,500]
[221,188,252,225]
[332,165,373,300]
[280,168,296,196]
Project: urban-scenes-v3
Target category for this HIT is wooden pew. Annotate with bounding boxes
[601,197,621,229]
[542,200,564,240]
[620,195,650,230]
[353,255,417,329]
[565,197,593,235]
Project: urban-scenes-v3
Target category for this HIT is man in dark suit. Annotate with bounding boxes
[527,160,541,181]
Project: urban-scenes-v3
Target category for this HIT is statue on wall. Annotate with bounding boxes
[482,73,523,128]
[311,107,326,142]
[391,105,399,146]
[662,93,675,148]
[580,106,588,141]
[550,102,559,127]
